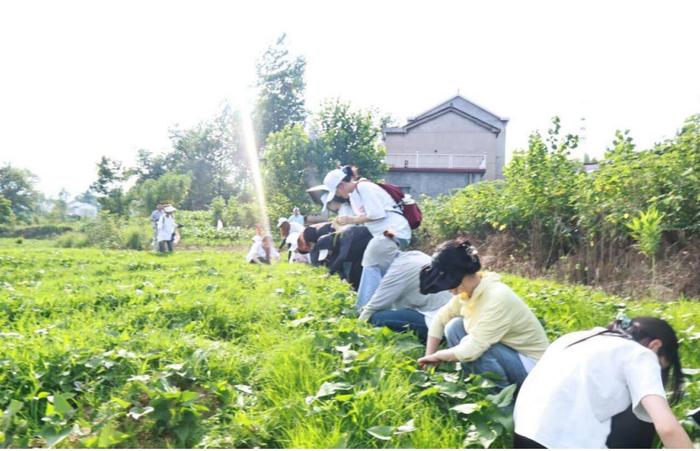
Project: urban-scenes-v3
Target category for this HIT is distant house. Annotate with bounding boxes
[67,201,98,219]
[382,95,508,197]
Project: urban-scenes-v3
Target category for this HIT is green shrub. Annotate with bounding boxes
[0,224,73,239]
[120,224,151,250]
[56,232,91,248]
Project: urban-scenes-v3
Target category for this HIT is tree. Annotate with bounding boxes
[0,164,39,223]
[131,172,191,215]
[48,188,71,221]
[262,100,391,219]
[254,33,307,148]
[165,106,245,210]
[313,99,388,180]
[0,194,14,224]
[132,149,168,184]
[263,124,316,218]
[90,156,129,216]
[74,189,98,207]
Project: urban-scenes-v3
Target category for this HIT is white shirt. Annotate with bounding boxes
[288,221,304,235]
[514,328,666,448]
[246,240,280,262]
[288,214,304,225]
[157,215,176,241]
[349,181,411,240]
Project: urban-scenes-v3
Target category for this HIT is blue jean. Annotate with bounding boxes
[445,317,528,387]
[369,308,428,343]
[355,237,409,310]
[355,265,385,310]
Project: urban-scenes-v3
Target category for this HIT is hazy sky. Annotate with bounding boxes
[1,0,699,197]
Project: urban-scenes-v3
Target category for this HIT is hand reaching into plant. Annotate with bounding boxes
[417,353,443,368]
[418,348,458,369]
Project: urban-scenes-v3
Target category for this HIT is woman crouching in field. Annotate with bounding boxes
[513,316,692,449]
[417,238,549,388]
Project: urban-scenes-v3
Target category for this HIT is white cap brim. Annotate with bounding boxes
[317,249,329,261]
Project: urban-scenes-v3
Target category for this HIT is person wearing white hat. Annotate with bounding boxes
[317,166,413,315]
[276,217,304,248]
[317,166,411,247]
[157,205,177,253]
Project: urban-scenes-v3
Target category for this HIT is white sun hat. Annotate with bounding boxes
[276,217,289,228]
[163,205,177,213]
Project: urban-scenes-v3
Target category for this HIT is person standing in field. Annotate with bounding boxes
[288,207,304,226]
[157,205,177,253]
[417,238,549,388]
[150,203,164,250]
[513,316,692,449]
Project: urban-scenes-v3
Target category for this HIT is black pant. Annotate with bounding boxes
[513,406,656,449]
[158,240,173,252]
[513,434,546,449]
[606,405,655,448]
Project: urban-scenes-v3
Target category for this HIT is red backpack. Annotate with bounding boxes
[375,182,423,230]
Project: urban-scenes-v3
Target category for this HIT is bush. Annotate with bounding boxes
[56,232,91,248]
[120,224,152,250]
[0,224,73,239]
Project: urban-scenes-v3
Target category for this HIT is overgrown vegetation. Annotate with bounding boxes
[0,241,698,448]
[421,115,700,298]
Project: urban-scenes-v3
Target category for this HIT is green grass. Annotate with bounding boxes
[0,239,698,448]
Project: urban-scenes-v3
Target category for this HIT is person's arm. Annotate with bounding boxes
[444,295,511,362]
[337,184,386,225]
[328,236,351,275]
[425,297,462,347]
[641,395,692,449]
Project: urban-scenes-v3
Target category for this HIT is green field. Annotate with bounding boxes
[1,239,698,448]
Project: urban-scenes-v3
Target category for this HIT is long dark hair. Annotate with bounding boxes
[568,316,683,404]
[625,317,683,404]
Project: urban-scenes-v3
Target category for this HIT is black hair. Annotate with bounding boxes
[340,165,354,183]
[624,317,683,404]
[303,227,319,244]
[433,237,481,277]
[568,316,683,404]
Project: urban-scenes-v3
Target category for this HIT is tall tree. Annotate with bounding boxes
[0,164,39,223]
[132,149,168,184]
[263,100,390,218]
[165,106,243,210]
[254,33,307,148]
[263,124,316,218]
[90,156,128,216]
[131,172,191,215]
[313,99,388,180]
[0,194,14,224]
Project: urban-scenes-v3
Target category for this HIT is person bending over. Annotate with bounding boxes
[356,234,451,343]
[315,226,372,290]
[513,316,691,449]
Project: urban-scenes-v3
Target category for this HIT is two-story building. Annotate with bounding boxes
[382,95,508,197]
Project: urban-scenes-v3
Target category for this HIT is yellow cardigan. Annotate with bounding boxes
[428,272,549,362]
